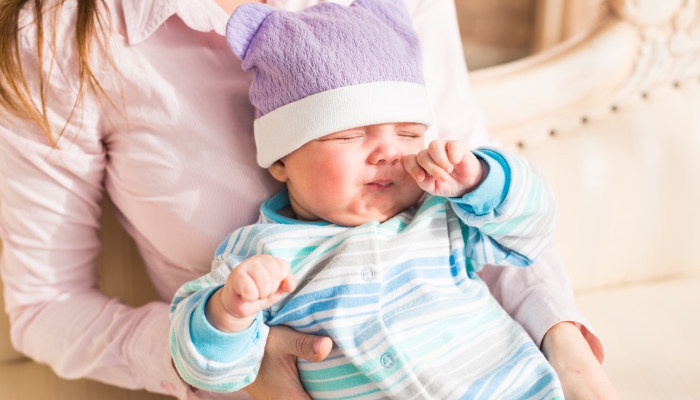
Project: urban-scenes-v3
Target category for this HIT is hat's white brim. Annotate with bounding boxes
[254,81,434,168]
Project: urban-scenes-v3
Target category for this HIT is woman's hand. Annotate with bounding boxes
[243,325,333,400]
[542,322,623,400]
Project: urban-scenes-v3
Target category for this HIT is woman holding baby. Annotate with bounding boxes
[0,0,619,398]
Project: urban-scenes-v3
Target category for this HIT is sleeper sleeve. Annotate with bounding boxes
[448,148,559,270]
[169,259,268,393]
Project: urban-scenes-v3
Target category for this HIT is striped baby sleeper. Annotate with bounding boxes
[170,148,564,399]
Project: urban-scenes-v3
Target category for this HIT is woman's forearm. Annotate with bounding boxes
[4,289,188,398]
[542,322,622,400]
[0,117,190,398]
[478,241,604,359]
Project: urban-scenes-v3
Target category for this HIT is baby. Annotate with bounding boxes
[170,0,564,398]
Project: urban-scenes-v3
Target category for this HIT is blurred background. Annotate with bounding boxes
[456,0,606,69]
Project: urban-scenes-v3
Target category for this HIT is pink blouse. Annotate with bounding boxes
[0,0,602,398]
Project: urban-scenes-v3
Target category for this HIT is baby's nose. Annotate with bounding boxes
[369,144,401,164]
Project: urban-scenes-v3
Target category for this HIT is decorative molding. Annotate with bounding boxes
[610,0,685,26]
[611,0,700,101]
[470,0,700,146]
[470,15,641,145]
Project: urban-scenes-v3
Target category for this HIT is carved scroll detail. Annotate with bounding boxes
[611,0,684,26]
[612,0,700,100]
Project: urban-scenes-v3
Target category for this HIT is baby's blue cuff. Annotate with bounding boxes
[448,149,511,216]
[190,285,263,363]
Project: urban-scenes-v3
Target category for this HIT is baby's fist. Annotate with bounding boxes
[206,255,295,332]
[404,140,487,198]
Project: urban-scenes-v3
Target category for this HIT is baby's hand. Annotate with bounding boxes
[404,140,487,198]
[207,255,296,332]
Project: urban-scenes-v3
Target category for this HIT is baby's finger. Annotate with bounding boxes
[260,256,291,291]
[446,141,466,165]
[417,150,450,181]
[227,295,265,318]
[255,293,285,311]
[279,275,297,293]
[427,140,453,173]
[404,154,426,182]
[252,276,297,311]
[271,257,292,280]
[247,263,273,299]
[230,271,259,302]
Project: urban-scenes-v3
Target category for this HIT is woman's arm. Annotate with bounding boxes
[542,322,622,399]
[479,242,604,360]
[0,9,189,399]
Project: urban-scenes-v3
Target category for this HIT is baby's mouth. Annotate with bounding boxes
[367,180,393,189]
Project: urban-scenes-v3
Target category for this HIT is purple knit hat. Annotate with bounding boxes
[226,0,433,167]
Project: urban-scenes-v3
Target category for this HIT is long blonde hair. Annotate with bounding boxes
[0,0,111,147]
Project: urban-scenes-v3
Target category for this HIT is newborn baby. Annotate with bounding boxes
[170,0,563,398]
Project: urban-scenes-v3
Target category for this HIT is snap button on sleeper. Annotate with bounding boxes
[361,267,375,281]
[380,353,394,368]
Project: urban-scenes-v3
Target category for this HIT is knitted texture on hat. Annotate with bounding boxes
[226,0,424,119]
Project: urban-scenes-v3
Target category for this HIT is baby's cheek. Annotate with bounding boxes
[307,159,351,197]
[317,168,350,197]
[316,153,352,180]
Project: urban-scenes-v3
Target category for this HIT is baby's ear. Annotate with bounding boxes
[268,160,288,183]
[226,3,275,60]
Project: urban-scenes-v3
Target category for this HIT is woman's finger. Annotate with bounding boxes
[243,325,315,400]
[267,325,333,363]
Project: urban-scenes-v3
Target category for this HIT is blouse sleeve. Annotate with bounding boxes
[0,8,190,399]
[408,0,604,362]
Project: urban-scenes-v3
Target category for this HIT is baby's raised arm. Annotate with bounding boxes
[405,140,558,270]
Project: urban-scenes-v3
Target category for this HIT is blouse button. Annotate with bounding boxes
[361,267,375,281]
[380,353,394,368]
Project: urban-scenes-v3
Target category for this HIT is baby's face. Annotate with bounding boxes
[269,123,427,226]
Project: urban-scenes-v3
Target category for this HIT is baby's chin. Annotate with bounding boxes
[326,213,391,227]
[322,201,418,227]
[310,185,424,226]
